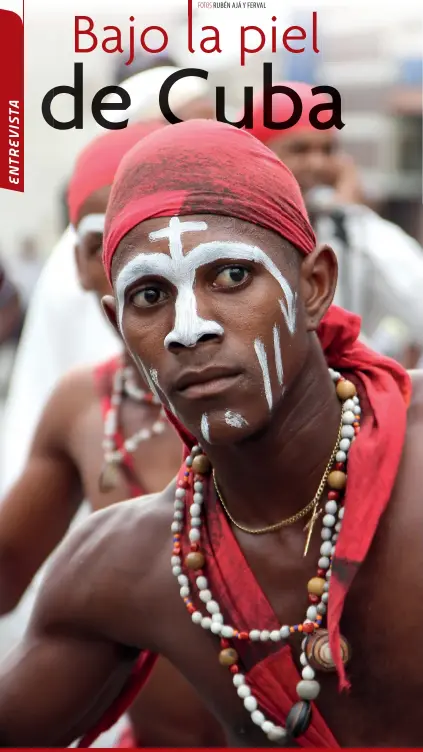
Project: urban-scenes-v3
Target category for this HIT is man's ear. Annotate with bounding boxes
[101,295,119,334]
[299,244,338,331]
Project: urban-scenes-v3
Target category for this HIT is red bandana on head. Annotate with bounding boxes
[102,118,411,690]
[67,121,164,227]
[241,80,335,146]
[102,118,315,282]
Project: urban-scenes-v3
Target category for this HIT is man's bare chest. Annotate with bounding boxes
[116,514,423,748]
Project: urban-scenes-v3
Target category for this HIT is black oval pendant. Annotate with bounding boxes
[286,701,312,739]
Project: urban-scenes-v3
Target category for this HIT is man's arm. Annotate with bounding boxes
[0,507,141,746]
[0,370,86,614]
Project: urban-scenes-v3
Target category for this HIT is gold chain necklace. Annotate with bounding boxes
[212,416,343,545]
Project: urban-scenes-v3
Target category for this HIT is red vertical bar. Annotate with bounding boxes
[0,4,24,192]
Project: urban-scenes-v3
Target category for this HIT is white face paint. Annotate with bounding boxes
[224,410,248,429]
[75,213,105,241]
[273,324,284,386]
[148,366,177,414]
[131,353,160,399]
[115,229,296,347]
[201,414,210,443]
[115,227,297,418]
[254,338,273,411]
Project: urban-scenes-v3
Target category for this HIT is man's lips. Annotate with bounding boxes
[175,367,242,399]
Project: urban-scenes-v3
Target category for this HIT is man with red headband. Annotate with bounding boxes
[244,82,423,366]
[0,119,419,747]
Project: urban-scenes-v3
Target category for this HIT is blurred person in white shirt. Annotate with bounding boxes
[244,81,423,366]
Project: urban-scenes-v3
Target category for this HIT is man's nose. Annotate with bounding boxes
[165,323,223,351]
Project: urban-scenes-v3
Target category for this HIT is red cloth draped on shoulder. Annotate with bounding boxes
[81,119,412,747]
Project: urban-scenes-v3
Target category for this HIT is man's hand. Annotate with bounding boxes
[333,153,365,205]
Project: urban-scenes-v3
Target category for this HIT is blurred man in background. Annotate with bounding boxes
[0,65,214,497]
[245,82,423,366]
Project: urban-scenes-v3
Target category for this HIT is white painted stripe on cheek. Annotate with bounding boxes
[254,338,273,411]
[273,325,284,386]
[131,354,158,398]
[279,294,297,335]
[149,368,160,390]
[201,414,210,443]
[149,367,177,414]
[224,411,248,428]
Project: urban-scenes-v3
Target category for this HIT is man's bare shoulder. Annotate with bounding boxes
[30,481,176,642]
[49,364,98,412]
[28,364,102,456]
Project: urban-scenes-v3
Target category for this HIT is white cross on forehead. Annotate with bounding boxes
[149,216,208,263]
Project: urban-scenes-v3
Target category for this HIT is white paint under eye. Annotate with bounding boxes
[254,338,273,411]
[273,324,284,386]
[224,411,248,429]
[75,213,105,240]
[201,414,210,443]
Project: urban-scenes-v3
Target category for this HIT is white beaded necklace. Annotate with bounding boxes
[99,364,167,492]
[171,369,360,743]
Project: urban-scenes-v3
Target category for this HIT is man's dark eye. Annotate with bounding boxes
[131,287,167,308]
[213,266,249,288]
